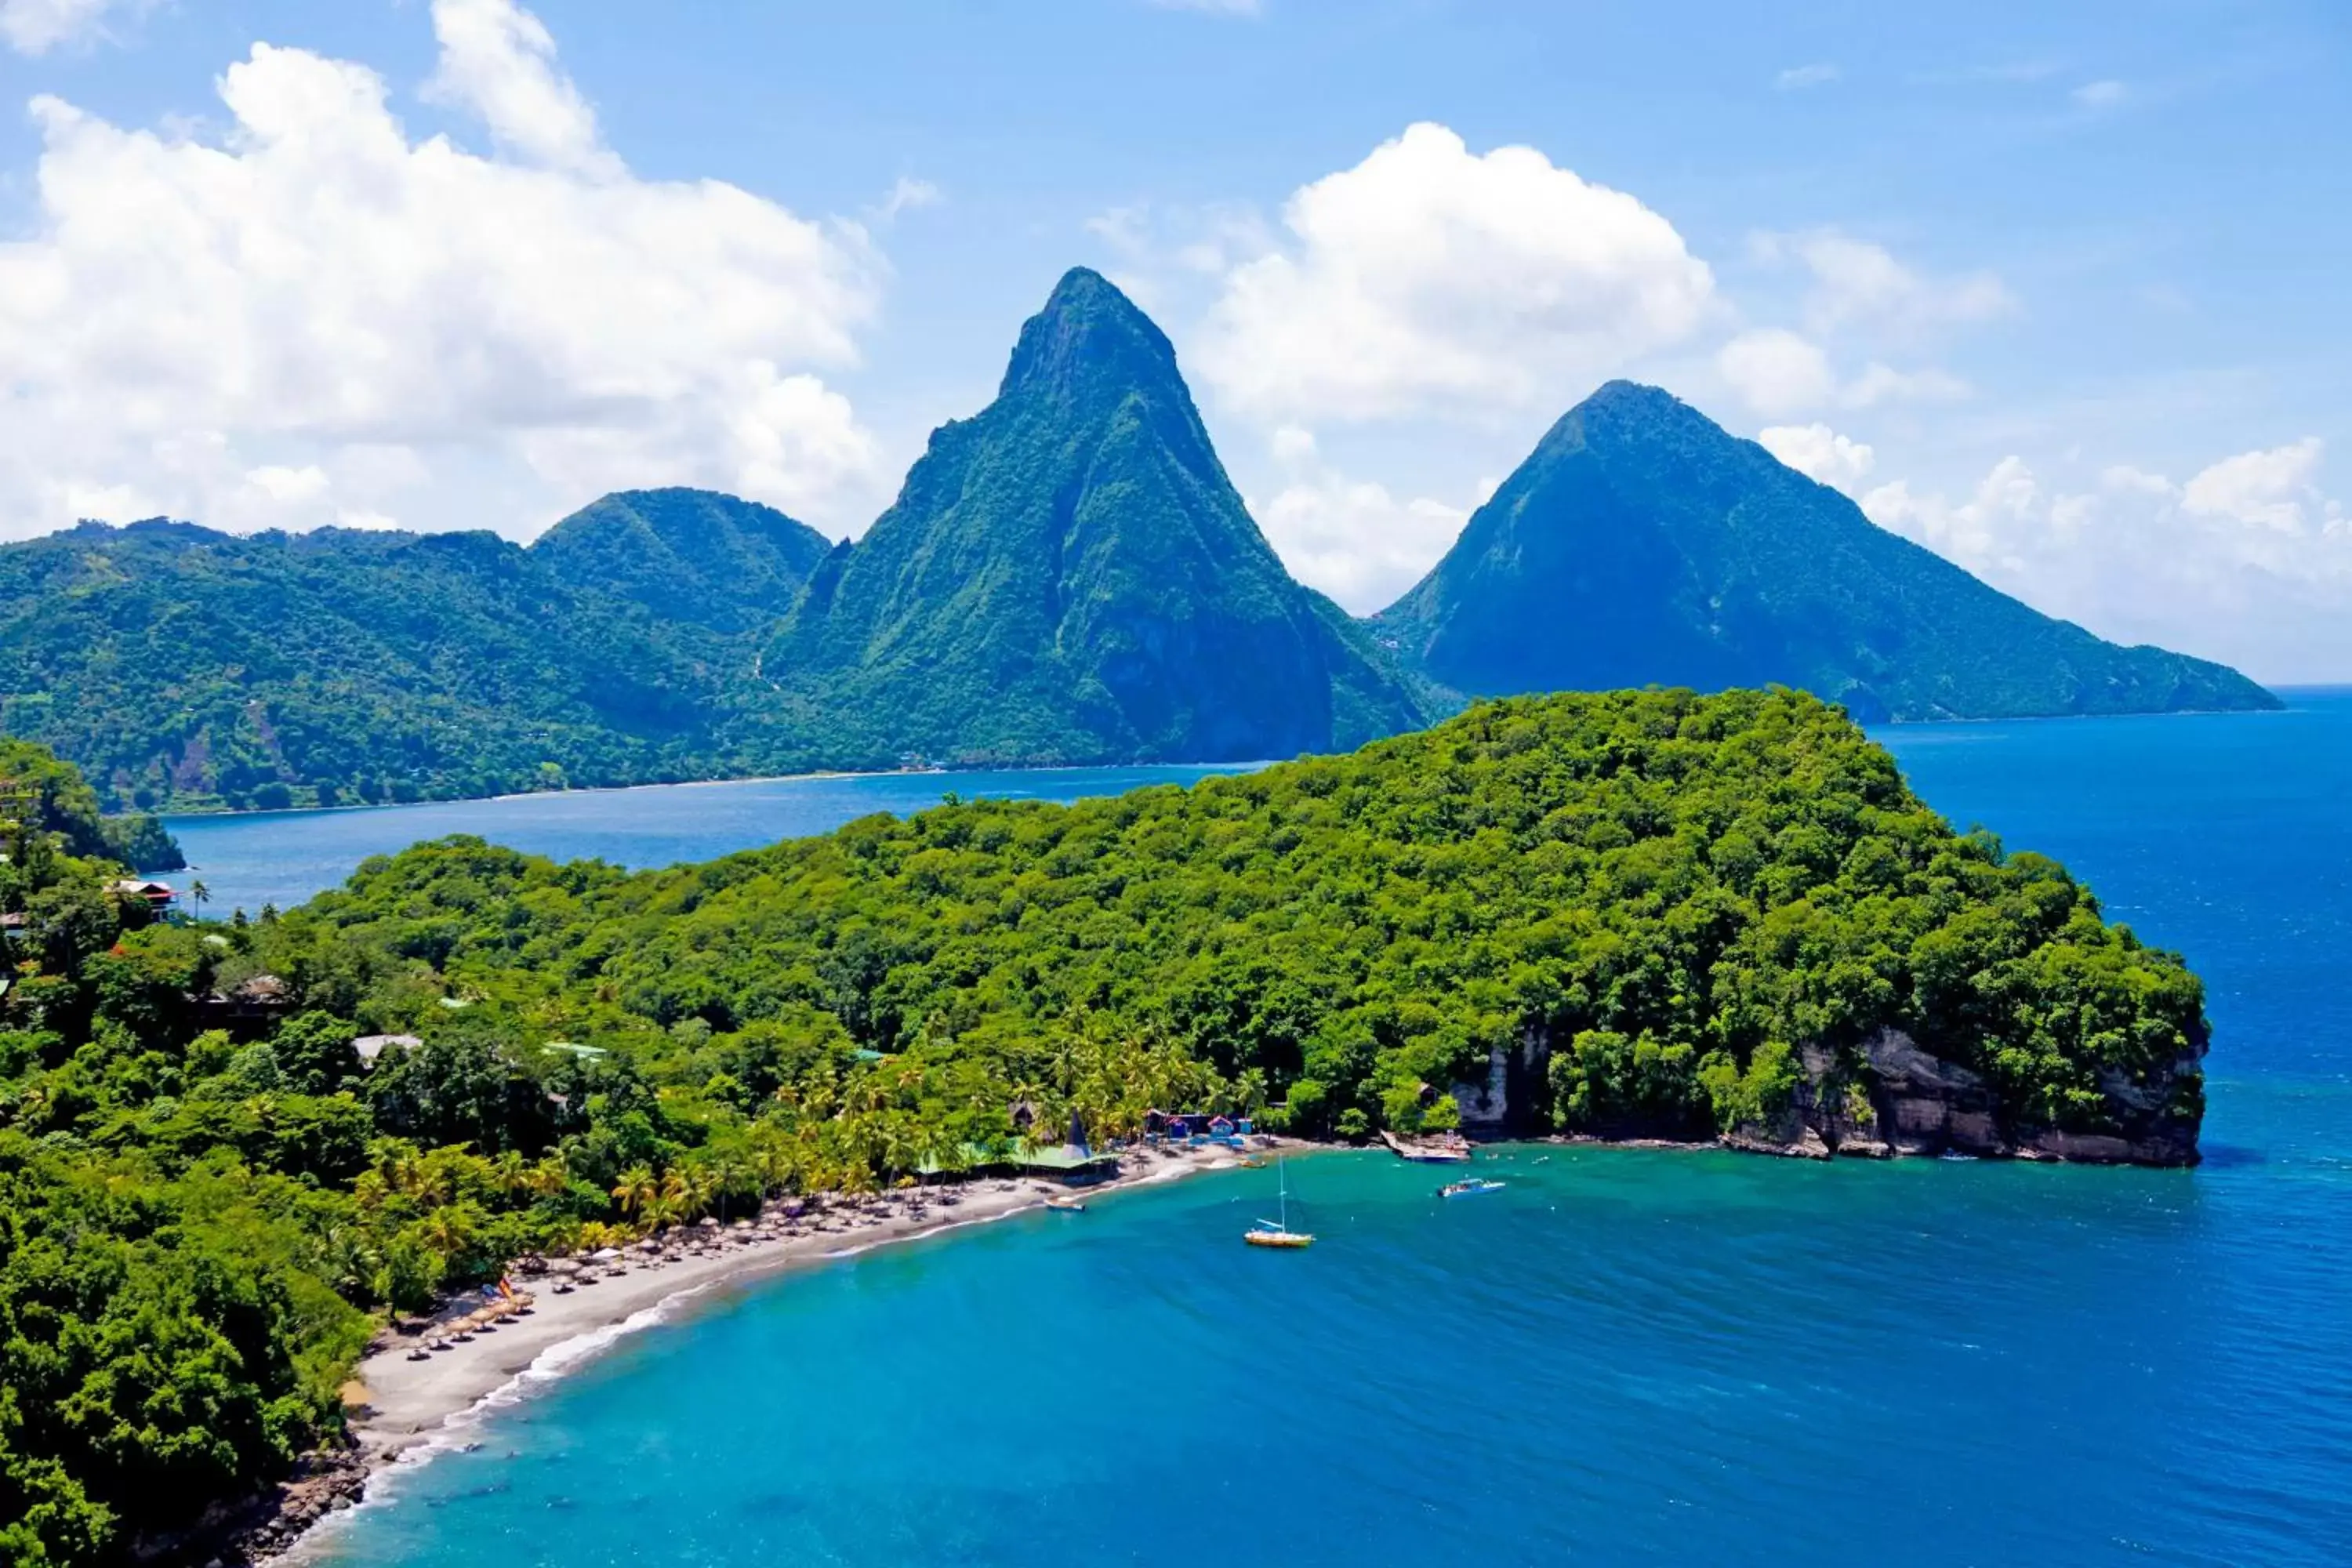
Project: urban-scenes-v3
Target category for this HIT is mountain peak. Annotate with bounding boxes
[1000,267,1180,401]
[1374,379,2278,722]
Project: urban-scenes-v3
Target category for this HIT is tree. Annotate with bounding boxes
[612,1166,658,1225]
[270,1011,358,1097]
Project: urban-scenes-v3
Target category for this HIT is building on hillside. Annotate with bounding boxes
[110,878,176,912]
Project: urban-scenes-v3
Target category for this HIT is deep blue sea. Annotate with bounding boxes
[282,692,2352,1567]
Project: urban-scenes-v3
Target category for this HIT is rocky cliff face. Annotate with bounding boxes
[1454,1025,2205,1167]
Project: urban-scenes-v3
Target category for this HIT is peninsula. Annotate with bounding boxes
[0,685,2206,1564]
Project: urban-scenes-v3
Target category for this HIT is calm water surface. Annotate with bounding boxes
[299,692,2351,1566]
[164,764,1258,915]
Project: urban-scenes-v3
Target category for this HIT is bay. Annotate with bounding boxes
[303,691,2352,1566]
[162,764,1258,917]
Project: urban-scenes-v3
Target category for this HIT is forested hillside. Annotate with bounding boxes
[0,689,2208,1560]
[760,268,1422,764]
[0,492,829,811]
[1374,382,2278,721]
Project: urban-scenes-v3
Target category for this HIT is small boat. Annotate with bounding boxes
[1244,1157,1314,1249]
[1045,1196,1086,1213]
[1438,1178,1507,1199]
[1381,1129,1472,1164]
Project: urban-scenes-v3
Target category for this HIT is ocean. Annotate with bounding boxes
[294,691,2351,1566]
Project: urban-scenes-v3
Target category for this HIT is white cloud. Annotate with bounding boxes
[1774,63,1839,90]
[1757,230,2014,341]
[1718,329,1835,418]
[1842,361,1971,408]
[1196,122,1715,423]
[423,0,618,176]
[1247,428,1472,610]
[0,0,135,55]
[2180,438,2324,532]
[243,464,332,505]
[1859,441,2352,680]
[1757,423,1875,492]
[0,0,886,540]
[873,175,942,221]
[1862,457,2043,575]
[2073,79,2129,110]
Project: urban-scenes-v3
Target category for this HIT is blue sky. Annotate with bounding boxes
[0,0,2345,677]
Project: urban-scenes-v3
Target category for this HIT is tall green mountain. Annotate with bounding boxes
[0,492,830,811]
[763,268,1425,765]
[1373,381,2279,721]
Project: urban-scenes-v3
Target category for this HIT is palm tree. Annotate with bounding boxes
[420,1204,476,1262]
[188,879,210,920]
[491,1149,531,1200]
[524,1152,570,1200]
[612,1165,659,1224]
[656,1166,695,1227]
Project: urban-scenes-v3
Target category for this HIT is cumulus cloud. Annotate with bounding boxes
[1757,423,1875,492]
[0,0,135,55]
[1714,233,2002,417]
[1196,123,1715,423]
[1859,441,2351,680]
[0,0,885,539]
[1718,330,1835,418]
[1246,426,1472,610]
[423,0,617,175]
[2180,438,2324,531]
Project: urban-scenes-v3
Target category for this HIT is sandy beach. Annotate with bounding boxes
[346,1141,1271,1459]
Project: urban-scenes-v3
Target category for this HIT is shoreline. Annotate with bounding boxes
[151,757,1272,825]
[261,1140,1290,1563]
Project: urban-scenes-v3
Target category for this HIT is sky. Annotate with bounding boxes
[0,0,2346,680]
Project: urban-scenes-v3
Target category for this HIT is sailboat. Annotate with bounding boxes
[1243,1156,1314,1249]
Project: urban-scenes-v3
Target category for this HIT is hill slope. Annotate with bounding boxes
[0,506,823,811]
[1373,382,2278,721]
[763,268,1425,764]
[532,487,834,636]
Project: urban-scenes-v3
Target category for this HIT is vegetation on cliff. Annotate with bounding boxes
[0,492,831,812]
[1373,381,2278,721]
[760,267,1422,764]
[0,690,2206,1560]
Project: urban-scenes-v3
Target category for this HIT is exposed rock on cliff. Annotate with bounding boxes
[1461,1025,2205,1167]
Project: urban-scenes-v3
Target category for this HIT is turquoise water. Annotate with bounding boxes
[162,764,1257,916]
[306,691,2352,1566]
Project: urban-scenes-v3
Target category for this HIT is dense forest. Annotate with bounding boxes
[0,275,2270,815]
[1375,381,2278,721]
[0,687,2207,1563]
[0,491,837,815]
